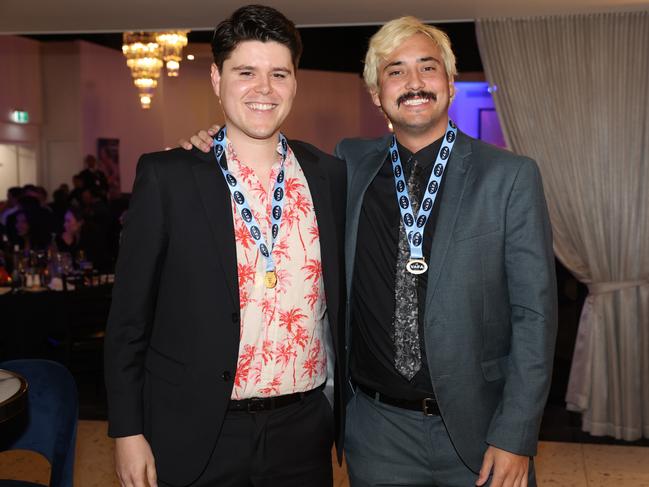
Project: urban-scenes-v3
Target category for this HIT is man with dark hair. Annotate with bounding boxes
[105,4,345,487]
[79,154,109,197]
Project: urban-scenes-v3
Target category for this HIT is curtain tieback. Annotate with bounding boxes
[587,279,648,295]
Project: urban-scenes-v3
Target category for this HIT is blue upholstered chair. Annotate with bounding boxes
[0,359,78,487]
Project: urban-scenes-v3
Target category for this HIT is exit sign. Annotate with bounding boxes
[10,110,29,124]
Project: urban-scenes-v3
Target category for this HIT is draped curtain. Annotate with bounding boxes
[476,12,649,440]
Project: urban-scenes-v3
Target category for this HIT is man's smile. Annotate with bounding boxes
[246,102,278,112]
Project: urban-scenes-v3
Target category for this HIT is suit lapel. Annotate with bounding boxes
[191,148,239,308]
[345,135,392,296]
[424,131,474,318]
[290,143,341,327]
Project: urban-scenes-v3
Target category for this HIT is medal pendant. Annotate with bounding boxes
[264,270,278,289]
[406,258,428,275]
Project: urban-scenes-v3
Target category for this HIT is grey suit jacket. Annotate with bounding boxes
[335,130,557,473]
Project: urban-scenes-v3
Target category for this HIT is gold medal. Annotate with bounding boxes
[264,270,278,289]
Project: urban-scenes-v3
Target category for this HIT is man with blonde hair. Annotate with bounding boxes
[184,13,556,487]
[335,16,556,487]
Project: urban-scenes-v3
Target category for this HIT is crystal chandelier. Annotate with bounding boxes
[122,30,190,109]
[122,32,163,109]
[156,31,189,77]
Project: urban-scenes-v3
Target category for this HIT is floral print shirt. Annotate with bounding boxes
[225,139,326,399]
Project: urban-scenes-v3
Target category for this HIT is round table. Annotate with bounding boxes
[0,368,28,423]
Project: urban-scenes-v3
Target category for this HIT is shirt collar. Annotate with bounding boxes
[396,135,444,169]
[224,136,287,169]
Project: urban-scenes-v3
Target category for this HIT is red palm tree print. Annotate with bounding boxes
[227,143,326,398]
[302,259,322,282]
[278,307,307,334]
[284,177,305,199]
[308,224,319,245]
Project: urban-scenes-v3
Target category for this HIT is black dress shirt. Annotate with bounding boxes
[350,136,447,400]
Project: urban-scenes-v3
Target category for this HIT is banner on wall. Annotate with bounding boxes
[97,138,121,199]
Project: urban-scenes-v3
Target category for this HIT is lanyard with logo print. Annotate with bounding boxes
[212,126,288,288]
[389,119,458,274]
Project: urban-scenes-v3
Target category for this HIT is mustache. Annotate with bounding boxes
[397,91,437,107]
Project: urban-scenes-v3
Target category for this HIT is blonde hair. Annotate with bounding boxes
[363,17,457,93]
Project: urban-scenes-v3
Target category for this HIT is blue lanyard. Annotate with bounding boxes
[212,127,288,281]
[389,120,458,274]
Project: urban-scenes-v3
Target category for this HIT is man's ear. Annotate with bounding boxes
[370,88,382,108]
[448,80,456,101]
[210,63,221,98]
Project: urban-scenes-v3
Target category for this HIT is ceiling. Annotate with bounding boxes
[2,0,647,34]
[22,23,482,74]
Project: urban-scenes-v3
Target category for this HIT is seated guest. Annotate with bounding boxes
[56,207,84,255]
[22,185,52,213]
[12,209,49,252]
[1,187,23,226]
[6,195,52,248]
[59,204,111,273]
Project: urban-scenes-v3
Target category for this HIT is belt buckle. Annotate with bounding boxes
[247,397,266,413]
[422,398,437,416]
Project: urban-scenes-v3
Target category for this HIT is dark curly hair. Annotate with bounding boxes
[211,5,302,71]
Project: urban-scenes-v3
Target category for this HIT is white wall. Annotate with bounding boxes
[0,36,42,189]
[40,42,82,192]
[79,41,167,193]
[0,36,42,127]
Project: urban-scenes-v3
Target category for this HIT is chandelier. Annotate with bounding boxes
[122,30,189,109]
[156,31,189,77]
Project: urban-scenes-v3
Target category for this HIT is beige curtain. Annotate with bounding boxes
[476,12,649,440]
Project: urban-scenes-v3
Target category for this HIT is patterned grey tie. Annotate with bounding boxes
[393,157,422,380]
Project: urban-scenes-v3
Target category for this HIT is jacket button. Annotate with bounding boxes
[222,371,231,382]
[231,312,240,323]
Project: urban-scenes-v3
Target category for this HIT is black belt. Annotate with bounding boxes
[358,384,440,416]
[228,382,325,413]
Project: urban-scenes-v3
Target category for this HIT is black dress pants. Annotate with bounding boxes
[160,390,334,487]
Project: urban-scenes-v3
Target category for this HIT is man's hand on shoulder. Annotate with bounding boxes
[178,124,221,153]
[476,445,529,487]
[115,434,157,487]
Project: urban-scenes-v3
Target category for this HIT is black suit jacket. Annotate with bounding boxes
[104,142,346,486]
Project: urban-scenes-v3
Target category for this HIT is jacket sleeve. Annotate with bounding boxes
[104,154,168,438]
[485,158,558,456]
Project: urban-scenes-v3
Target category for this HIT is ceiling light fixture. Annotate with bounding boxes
[156,31,189,77]
[122,30,190,109]
[122,32,163,109]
